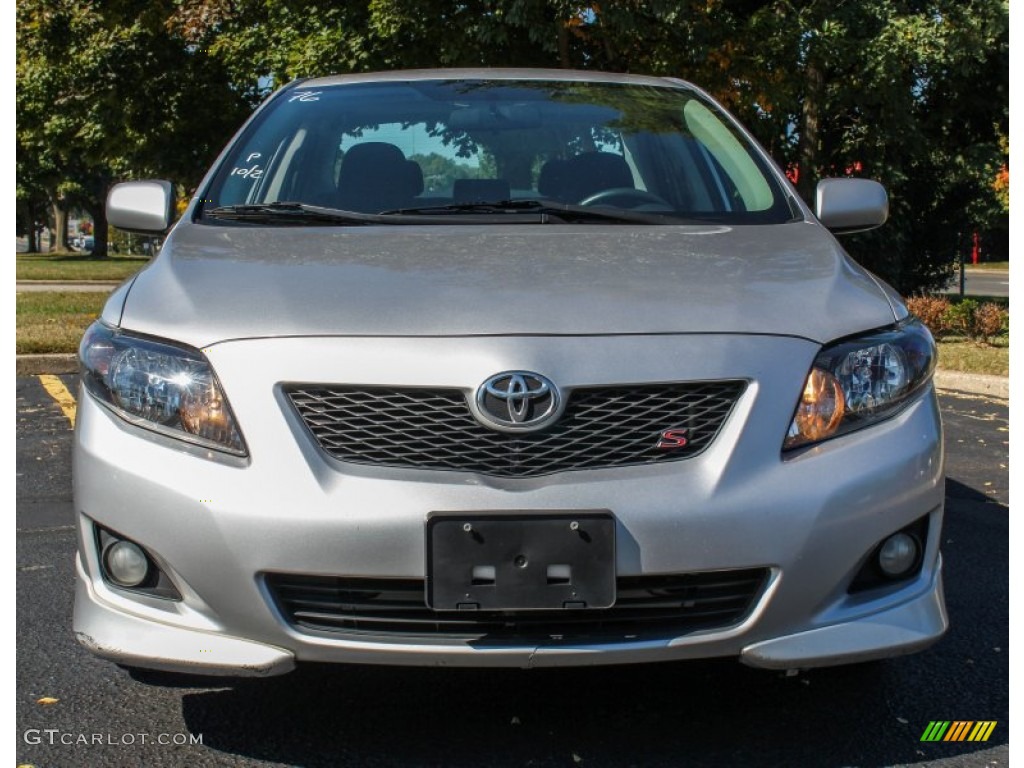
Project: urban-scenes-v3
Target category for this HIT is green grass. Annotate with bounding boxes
[935,337,1009,377]
[16,291,107,354]
[17,252,149,282]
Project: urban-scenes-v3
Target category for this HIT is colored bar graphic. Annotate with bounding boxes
[945,721,972,741]
[920,721,997,742]
[920,721,950,741]
[969,722,998,742]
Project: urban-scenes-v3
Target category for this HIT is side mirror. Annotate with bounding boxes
[107,180,175,234]
[816,178,888,234]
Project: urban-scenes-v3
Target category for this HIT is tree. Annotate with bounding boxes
[15,136,52,253]
[21,1,1006,292]
[16,0,252,256]
[705,0,1009,292]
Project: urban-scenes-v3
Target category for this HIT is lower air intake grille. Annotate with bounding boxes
[285,381,745,478]
[265,569,769,643]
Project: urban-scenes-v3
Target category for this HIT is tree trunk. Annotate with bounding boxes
[21,201,40,252]
[796,60,824,206]
[26,213,38,253]
[558,24,570,68]
[601,25,616,70]
[90,205,109,259]
[85,174,112,258]
[51,200,70,252]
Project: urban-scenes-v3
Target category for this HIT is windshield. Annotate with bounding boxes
[201,78,796,225]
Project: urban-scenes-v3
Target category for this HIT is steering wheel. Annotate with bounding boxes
[578,188,671,208]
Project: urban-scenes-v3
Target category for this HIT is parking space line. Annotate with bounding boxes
[38,374,77,428]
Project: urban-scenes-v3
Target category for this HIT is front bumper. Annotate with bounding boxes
[74,555,295,677]
[74,549,946,675]
[72,333,947,673]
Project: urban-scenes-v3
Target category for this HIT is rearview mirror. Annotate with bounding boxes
[107,180,175,234]
[816,178,888,234]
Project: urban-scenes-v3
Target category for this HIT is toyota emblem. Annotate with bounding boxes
[475,371,561,432]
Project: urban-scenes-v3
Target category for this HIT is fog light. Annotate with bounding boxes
[878,532,919,577]
[103,540,151,587]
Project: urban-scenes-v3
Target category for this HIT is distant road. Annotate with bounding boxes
[943,269,1010,298]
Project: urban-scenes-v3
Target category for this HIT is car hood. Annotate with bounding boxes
[117,221,896,347]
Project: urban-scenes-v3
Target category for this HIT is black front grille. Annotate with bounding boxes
[286,381,745,477]
[265,569,769,643]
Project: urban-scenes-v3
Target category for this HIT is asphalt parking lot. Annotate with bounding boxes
[15,376,1009,768]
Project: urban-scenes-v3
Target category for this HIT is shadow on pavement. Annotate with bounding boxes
[174,480,1007,768]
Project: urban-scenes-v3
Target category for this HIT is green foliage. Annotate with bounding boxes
[941,298,980,336]
[906,295,1008,343]
[18,0,1008,294]
[17,0,252,254]
[411,153,493,194]
[715,1,1008,293]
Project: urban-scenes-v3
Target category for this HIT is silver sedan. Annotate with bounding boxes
[73,69,945,677]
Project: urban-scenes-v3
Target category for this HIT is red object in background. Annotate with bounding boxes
[972,232,980,265]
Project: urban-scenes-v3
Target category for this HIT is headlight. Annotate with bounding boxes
[784,319,935,450]
[79,322,246,456]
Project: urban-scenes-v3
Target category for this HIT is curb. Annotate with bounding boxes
[15,354,1008,399]
[17,354,78,376]
[16,281,120,293]
[933,370,1009,399]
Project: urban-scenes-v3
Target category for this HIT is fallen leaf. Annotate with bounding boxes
[36,696,59,705]
[897,717,908,724]
[572,753,583,765]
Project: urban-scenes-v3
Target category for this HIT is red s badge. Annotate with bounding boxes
[656,428,689,450]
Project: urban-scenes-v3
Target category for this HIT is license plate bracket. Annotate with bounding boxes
[427,512,615,610]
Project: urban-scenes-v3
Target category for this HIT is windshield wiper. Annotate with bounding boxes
[206,202,378,225]
[381,199,678,224]
[207,199,690,226]
[204,201,552,226]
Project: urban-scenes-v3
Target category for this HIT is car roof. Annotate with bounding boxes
[299,68,692,90]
